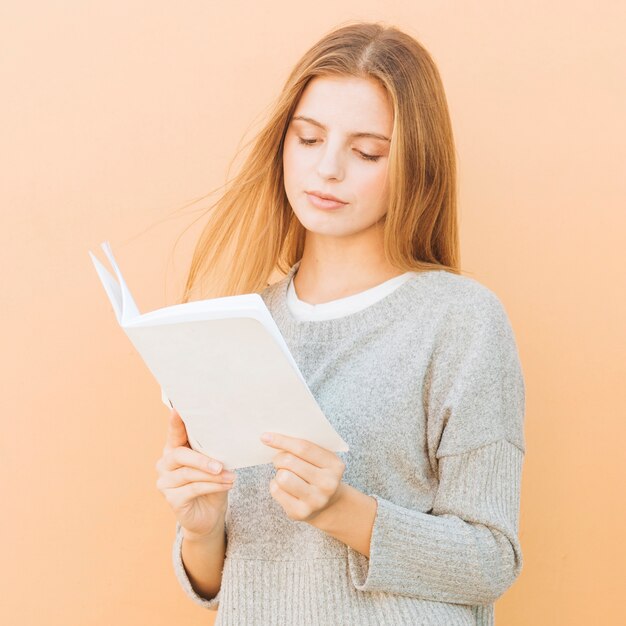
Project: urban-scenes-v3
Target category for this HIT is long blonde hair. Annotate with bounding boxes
[178,21,460,303]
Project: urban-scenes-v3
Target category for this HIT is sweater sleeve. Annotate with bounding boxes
[172,522,222,610]
[346,287,526,605]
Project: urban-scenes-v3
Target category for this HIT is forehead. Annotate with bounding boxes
[293,76,393,133]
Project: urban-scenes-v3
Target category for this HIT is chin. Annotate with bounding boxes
[295,214,367,239]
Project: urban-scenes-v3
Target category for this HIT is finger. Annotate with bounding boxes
[164,409,189,452]
[158,466,236,490]
[163,445,227,475]
[269,480,313,521]
[163,481,233,507]
[272,451,324,485]
[273,468,314,500]
[261,433,338,469]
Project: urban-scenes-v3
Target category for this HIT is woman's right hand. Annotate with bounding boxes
[155,407,236,539]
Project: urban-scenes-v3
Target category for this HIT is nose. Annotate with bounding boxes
[315,140,345,181]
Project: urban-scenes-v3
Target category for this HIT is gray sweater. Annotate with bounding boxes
[172,263,526,625]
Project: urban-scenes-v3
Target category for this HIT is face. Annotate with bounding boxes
[282,75,393,240]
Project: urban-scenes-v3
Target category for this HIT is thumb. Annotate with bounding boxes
[165,407,189,451]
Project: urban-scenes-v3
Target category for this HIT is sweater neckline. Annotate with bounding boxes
[287,267,417,320]
[269,261,446,342]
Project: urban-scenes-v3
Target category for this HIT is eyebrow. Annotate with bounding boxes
[291,115,390,142]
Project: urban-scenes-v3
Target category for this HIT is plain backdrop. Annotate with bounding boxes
[1,1,625,625]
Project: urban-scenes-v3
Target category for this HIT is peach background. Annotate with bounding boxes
[2,2,625,625]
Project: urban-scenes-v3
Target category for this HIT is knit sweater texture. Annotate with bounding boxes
[172,262,526,625]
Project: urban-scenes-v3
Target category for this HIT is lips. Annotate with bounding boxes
[306,190,347,204]
[305,192,348,210]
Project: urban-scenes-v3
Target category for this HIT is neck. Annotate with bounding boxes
[293,232,405,305]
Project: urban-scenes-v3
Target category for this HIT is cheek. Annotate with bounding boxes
[282,141,306,191]
[358,157,388,190]
[283,134,312,168]
[282,146,311,219]
[354,166,389,216]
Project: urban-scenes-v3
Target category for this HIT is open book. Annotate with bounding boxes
[88,241,349,469]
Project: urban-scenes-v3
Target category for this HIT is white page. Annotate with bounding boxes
[89,241,349,469]
[89,244,307,385]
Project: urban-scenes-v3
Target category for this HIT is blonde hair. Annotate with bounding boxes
[178,21,460,303]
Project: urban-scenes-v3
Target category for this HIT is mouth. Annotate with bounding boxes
[305,191,348,210]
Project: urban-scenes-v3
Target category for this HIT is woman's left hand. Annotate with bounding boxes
[260,432,346,523]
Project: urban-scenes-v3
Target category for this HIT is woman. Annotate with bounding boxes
[155,21,525,625]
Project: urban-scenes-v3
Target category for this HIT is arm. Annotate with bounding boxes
[308,483,377,558]
[313,439,524,606]
[172,520,226,609]
[314,288,526,606]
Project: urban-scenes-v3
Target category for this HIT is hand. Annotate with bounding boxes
[155,408,236,540]
[260,432,346,524]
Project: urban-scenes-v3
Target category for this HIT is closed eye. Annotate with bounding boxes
[296,137,381,162]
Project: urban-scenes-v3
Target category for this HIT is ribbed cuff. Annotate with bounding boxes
[346,440,524,606]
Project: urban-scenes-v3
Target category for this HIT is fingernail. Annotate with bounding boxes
[261,433,272,443]
[208,461,222,474]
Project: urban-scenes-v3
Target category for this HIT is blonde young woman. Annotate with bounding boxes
[155,21,525,626]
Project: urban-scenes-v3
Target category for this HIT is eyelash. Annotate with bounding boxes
[296,137,381,162]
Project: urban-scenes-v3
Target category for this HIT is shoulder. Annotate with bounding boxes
[411,270,522,373]
[421,272,526,455]
[413,269,512,328]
